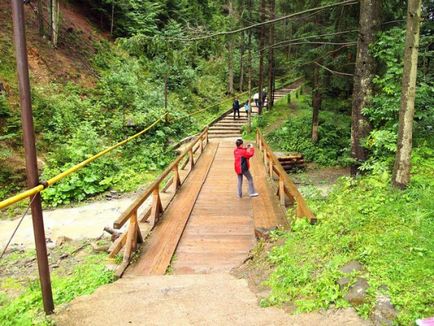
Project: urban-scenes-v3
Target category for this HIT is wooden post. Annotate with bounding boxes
[173,163,181,191]
[268,158,273,176]
[150,186,163,225]
[279,177,285,206]
[189,149,194,170]
[200,136,204,153]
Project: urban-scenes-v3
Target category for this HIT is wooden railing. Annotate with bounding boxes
[256,129,316,224]
[109,127,209,274]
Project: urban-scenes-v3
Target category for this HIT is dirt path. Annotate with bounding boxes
[55,273,369,326]
[0,194,141,251]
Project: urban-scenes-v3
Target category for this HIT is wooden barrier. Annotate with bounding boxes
[256,129,316,223]
[109,127,209,274]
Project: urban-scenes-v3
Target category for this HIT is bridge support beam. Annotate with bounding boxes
[11,0,54,315]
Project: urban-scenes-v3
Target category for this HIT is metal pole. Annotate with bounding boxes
[11,0,54,314]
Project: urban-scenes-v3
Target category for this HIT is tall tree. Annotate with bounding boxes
[267,0,275,109]
[49,0,60,47]
[247,0,253,131]
[257,0,266,114]
[392,0,422,188]
[37,0,44,36]
[227,1,235,95]
[350,0,381,176]
[238,0,245,92]
[311,65,321,143]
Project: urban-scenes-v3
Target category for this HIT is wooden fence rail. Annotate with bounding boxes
[256,129,316,224]
[109,127,209,275]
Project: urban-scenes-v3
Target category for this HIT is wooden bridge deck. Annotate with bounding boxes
[128,138,286,276]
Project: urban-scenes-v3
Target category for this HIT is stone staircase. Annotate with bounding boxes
[208,84,298,139]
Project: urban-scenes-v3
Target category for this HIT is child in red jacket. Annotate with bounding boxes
[234,139,259,198]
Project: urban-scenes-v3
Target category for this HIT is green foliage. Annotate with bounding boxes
[267,96,351,166]
[263,152,434,324]
[0,253,114,326]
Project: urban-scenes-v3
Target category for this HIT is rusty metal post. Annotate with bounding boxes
[11,0,54,314]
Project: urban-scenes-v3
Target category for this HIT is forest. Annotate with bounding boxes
[0,0,433,325]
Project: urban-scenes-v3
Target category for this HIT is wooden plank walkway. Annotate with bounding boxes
[128,142,219,275]
[127,138,288,276]
[172,141,256,274]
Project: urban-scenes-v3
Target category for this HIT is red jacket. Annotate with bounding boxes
[234,146,255,175]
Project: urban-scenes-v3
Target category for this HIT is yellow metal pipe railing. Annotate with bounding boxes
[0,75,299,211]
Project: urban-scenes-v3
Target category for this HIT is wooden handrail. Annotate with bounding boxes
[256,129,316,223]
[113,127,209,229]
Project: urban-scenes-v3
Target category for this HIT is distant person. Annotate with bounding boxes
[262,91,267,107]
[244,102,250,115]
[253,93,259,107]
[234,139,259,198]
[233,97,240,119]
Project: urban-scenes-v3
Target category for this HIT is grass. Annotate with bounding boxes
[262,148,434,325]
[0,248,115,325]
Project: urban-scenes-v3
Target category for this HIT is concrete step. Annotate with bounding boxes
[209,126,241,130]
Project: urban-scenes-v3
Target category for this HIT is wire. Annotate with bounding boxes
[0,195,37,259]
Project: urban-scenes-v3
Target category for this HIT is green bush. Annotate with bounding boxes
[267,109,351,166]
[0,253,114,326]
[263,151,434,324]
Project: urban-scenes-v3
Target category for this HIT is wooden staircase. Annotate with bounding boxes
[208,84,298,139]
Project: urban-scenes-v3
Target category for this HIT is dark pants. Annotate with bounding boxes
[233,108,240,119]
[237,170,256,197]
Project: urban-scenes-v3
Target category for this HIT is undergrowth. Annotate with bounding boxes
[0,252,115,325]
[262,147,434,325]
[266,94,351,166]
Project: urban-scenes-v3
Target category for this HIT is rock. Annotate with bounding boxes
[46,239,56,250]
[56,236,73,246]
[91,242,110,253]
[254,227,276,240]
[59,253,69,260]
[337,276,351,289]
[51,264,59,269]
[371,295,397,325]
[345,278,369,306]
[341,260,365,274]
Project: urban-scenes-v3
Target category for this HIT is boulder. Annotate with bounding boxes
[345,277,369,306]
[56,236,73,246]
[371,295,397,325]
[340,260,365,274]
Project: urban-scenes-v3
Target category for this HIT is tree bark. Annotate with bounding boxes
[392,0,422,188]
[227,1,234,95]
[110,0,115,36]
[239,31,245,92]
[311,66,321,143]
[49,0,60,47]
[258,0,266,114]
[247,0,253,131]
[350,0,380,176]
[267,0,275,109]
[37,0,44,36]
[238,0,244,92]
[164,73,168,110]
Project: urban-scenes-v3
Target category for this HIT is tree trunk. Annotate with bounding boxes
[37,0,44,36]
[392,0,422,189]
[49,0,60,47]
[311,66,321,143]
[350,0,380,176]
[258,0,266,114]
[267,0,275,109]
[227,1,234,95]
[110,0,115,36]
[239,31,244,92]
[164,73,168,110]
[247,0,253,131]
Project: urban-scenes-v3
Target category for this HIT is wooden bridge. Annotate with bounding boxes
[107,82,315,278]
[55,83,316,325]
